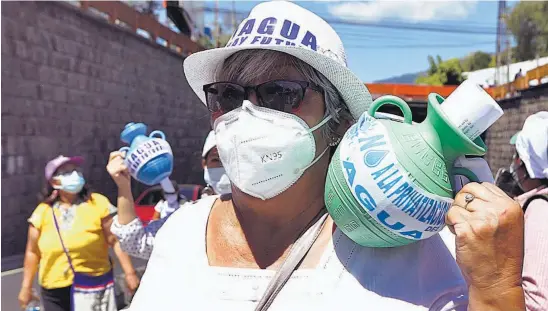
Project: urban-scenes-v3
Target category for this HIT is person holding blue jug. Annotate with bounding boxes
[109,130,231,259]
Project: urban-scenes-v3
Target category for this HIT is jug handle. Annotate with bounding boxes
[149,130,166,140]
[368,95,413,125]
[451,167,480,197]
[452,167,479,183]
[119,147,130,158]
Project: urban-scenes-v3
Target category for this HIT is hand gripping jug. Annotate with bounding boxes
[325,80,503,247]
[119,122,175,192]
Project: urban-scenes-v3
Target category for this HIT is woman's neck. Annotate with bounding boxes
[224,155,330,268]
[59,192,77,204]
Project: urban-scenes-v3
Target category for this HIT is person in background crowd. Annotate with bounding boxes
[151,181,188,221]
[201,130,232,197]
[515,68,523,81]
[510,112,548,207]
[153,131,231,220]
[124,2,525,310]
[497,111,548,311]
[18,156,140,311]
[109,131,231,259]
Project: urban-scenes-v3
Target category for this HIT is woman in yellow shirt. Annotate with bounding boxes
[18,155,140,311]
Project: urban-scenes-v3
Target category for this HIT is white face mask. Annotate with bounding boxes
[214,100,332,200]
[204,167,232,195]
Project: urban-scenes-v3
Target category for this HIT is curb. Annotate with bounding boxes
[1,254,24,272]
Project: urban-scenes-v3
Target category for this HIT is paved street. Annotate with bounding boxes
[1,253,148,311]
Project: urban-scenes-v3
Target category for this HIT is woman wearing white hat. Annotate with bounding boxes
[201,130,232,197]
[151,131,231,220]
[120,2,524,310]
[495,111,548,311]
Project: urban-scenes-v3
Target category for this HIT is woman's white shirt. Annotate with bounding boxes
[127,195,468,311]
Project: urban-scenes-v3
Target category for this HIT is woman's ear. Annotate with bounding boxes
[336,117,353,137]
[50,178,61,188]
[202,158,207,169]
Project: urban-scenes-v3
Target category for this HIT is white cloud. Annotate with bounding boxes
[328,1,478,23]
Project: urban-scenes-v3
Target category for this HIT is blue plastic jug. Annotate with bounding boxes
[119,122,174,186]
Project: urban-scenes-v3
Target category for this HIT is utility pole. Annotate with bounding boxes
[531,21,540,68]
[495,0,507,86]
[214,0,220,48]
[231,0,236,33]
[504,5,512,91]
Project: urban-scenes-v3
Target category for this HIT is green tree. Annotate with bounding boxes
[197,36,215,49]
[416,56,465,86]
[218,34,232,47]
[506,1,548,61]
[427,55,438,75]
[461,51,492,71]
[488,47,518,68]
[197,33,233,50]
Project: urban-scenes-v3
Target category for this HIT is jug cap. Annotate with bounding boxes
[440,80,503,140]
[121,122,147,144]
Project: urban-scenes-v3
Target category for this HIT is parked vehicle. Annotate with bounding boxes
[134,184,204,224]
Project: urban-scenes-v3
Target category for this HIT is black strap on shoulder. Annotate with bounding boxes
[523,194,548,213]
[254,209,328,311]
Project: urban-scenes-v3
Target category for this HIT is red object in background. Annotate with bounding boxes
[133,184,204,225]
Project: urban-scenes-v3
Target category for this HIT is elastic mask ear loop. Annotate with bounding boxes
[298,111,340,173]
[299,146,330,173]
[309,114,333,133]
[308,108,341,133]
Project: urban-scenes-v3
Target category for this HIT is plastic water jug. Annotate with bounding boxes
[26,301,40,311]
[119,122,174,189]
[25,289,41,311]
[325,85,502,248]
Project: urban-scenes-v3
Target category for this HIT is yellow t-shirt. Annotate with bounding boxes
[28,193,117,289]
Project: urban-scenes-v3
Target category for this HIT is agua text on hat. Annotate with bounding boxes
[226,17,318,51]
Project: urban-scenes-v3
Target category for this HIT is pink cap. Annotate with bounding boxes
[45,155,84,180]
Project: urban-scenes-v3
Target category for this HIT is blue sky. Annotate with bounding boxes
[163,1,518,83]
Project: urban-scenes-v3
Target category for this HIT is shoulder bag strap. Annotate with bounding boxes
[51,204,76,274]
[523,193,548,213]
[254,208,329,311]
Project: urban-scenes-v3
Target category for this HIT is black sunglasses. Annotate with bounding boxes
[202,80,323,119]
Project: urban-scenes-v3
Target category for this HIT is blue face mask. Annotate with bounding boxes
[204,167,232,195]
[53,171,86,194]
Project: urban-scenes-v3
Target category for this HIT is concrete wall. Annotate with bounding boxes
[1,1,210,257]
[484,85,548,174]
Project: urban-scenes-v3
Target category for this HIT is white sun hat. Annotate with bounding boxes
[183,0,372,120]
[511,111,548,179]
[202,130,217,158]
